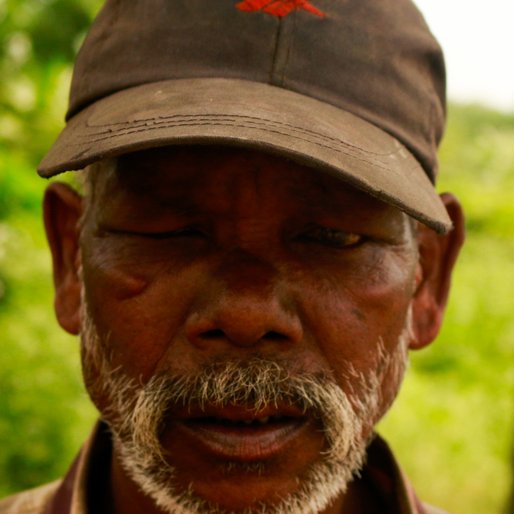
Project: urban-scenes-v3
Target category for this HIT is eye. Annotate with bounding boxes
[298,226,364,249]
[137,226,204,240]
[106,225,205,240]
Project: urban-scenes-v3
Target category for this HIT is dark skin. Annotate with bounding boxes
[43,147,464,514]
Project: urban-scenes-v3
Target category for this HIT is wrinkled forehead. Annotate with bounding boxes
[85,145,413,234]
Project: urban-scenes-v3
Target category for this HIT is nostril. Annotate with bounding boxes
[201,329,225,340]
[196,328,291,346]
[265,331,289,342]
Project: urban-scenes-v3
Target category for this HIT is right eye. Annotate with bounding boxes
[297,225,365,249]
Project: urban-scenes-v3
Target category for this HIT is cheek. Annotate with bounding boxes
[80,240,206,380]
[297,248,415,385]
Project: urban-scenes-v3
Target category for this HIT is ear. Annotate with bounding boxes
[409,193,465,349]
[43,182,84,335]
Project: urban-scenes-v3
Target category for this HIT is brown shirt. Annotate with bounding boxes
[0,422,448,514]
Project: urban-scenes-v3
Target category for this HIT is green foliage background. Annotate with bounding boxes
[0,1,513,513]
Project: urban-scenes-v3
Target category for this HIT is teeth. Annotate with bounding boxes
[258,417,270,424]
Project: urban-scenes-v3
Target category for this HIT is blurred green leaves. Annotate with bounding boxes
[0,0,102,167]
[439,103,514,237]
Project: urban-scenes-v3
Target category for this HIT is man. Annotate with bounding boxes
[0,0,464,513]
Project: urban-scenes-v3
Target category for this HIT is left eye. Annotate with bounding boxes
[299,226,363,249]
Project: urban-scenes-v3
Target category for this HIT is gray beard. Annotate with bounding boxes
[80,301,410,514]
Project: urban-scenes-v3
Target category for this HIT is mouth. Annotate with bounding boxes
[190,414,299,428]
[172,405,313,462]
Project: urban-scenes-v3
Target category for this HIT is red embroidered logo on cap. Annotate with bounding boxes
[236,0,325,18]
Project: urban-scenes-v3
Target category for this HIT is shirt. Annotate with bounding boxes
[0,422,448,514]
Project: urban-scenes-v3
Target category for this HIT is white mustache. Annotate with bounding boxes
[111,357,365,463]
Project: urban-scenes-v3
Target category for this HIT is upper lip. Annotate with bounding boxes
[172,403,308,423]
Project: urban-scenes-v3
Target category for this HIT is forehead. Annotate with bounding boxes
[89,145,408,227]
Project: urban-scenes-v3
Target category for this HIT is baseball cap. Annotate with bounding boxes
[38,0,452,233]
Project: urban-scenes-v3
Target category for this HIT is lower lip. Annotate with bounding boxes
[173,418,310,462]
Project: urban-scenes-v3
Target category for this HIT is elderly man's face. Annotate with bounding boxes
[44,147,461,514]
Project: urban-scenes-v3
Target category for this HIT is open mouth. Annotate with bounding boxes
[187,414,301,428]
[172,406,313,461]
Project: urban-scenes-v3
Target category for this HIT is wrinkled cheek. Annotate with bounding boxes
[297,269,414,429]
[306,287,411,374]
[79,248,199,381]
[81,240,159,299]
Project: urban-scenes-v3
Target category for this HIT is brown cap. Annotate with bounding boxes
[38,0,451,233]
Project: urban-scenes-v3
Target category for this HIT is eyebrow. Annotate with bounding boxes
[135,195,204,219]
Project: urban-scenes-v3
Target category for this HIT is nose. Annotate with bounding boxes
[184,255,303,351]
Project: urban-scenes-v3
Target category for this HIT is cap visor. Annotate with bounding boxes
[38,78,451,233]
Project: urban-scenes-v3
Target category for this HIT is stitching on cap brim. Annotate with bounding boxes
[38,79,452,234]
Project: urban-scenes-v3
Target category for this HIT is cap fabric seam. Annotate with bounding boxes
[280,12,296,85]
[269,18,283,84]
[269,13,296,87]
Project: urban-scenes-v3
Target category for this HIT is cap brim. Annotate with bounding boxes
[38,78,451,233]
